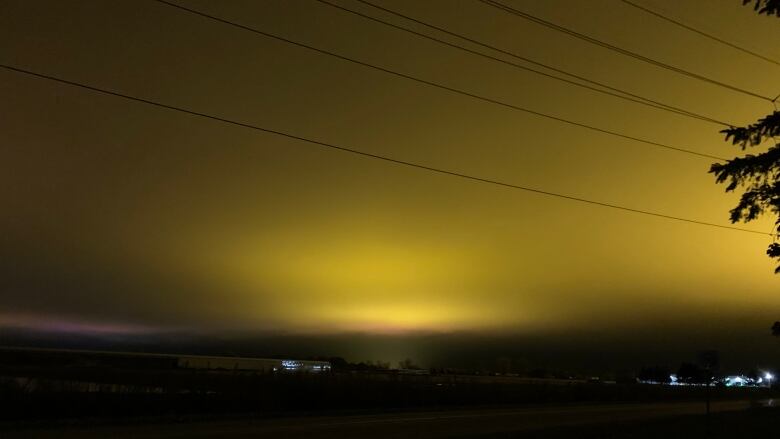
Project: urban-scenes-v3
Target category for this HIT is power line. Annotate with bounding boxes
[352,0,733,127]
[152,0,726,161]
[620,0,780,68]
[481,0,775,102]
[315,0,732,127]
[0,63,768,237]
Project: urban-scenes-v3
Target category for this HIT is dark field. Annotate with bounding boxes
[1,367,775,422]
[2,347,777,437]
[506,406,780,439]
[2,401,777,438]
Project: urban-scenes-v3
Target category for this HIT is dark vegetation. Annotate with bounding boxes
[637,366,672,384]
[0,357,774,424]
[0,372,771,423]
[743,0,780,16]
[711,111,780,270]
[710,3,780,273]
[713,0,780,340]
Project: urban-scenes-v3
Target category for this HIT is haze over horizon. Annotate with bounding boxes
[3,0,780,369]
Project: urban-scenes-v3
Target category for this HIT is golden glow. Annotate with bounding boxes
[195,231,532,332]
[300,302,494,333]
[2,0,780,337]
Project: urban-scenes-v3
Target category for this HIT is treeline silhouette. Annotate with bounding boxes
[1,348,775,423]
[1,366,772,423]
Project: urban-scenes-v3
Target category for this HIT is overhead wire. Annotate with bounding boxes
[481,0,775,102]
[313,0,733,127]
[620,0,780,68]
[151,0,727,161]
[0,62,768,237]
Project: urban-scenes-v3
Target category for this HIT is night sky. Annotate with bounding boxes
[2,0,780,369]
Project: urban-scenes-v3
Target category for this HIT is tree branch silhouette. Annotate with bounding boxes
[711,3,780,272]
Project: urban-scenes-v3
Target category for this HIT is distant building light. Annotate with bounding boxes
[724,375,751,387]
[281,360,301,369]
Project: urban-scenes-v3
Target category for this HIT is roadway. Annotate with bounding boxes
[3,399,768,438]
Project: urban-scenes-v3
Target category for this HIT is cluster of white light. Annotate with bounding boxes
[725,376,746,386]
[641,371,775,387]
[278,360,332,372]
[723,373,774,387]
[281,360,302,369]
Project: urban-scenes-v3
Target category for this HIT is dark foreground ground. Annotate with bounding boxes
[3,399,777,438]
[3,347,778,437]
[527,405,780,439]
